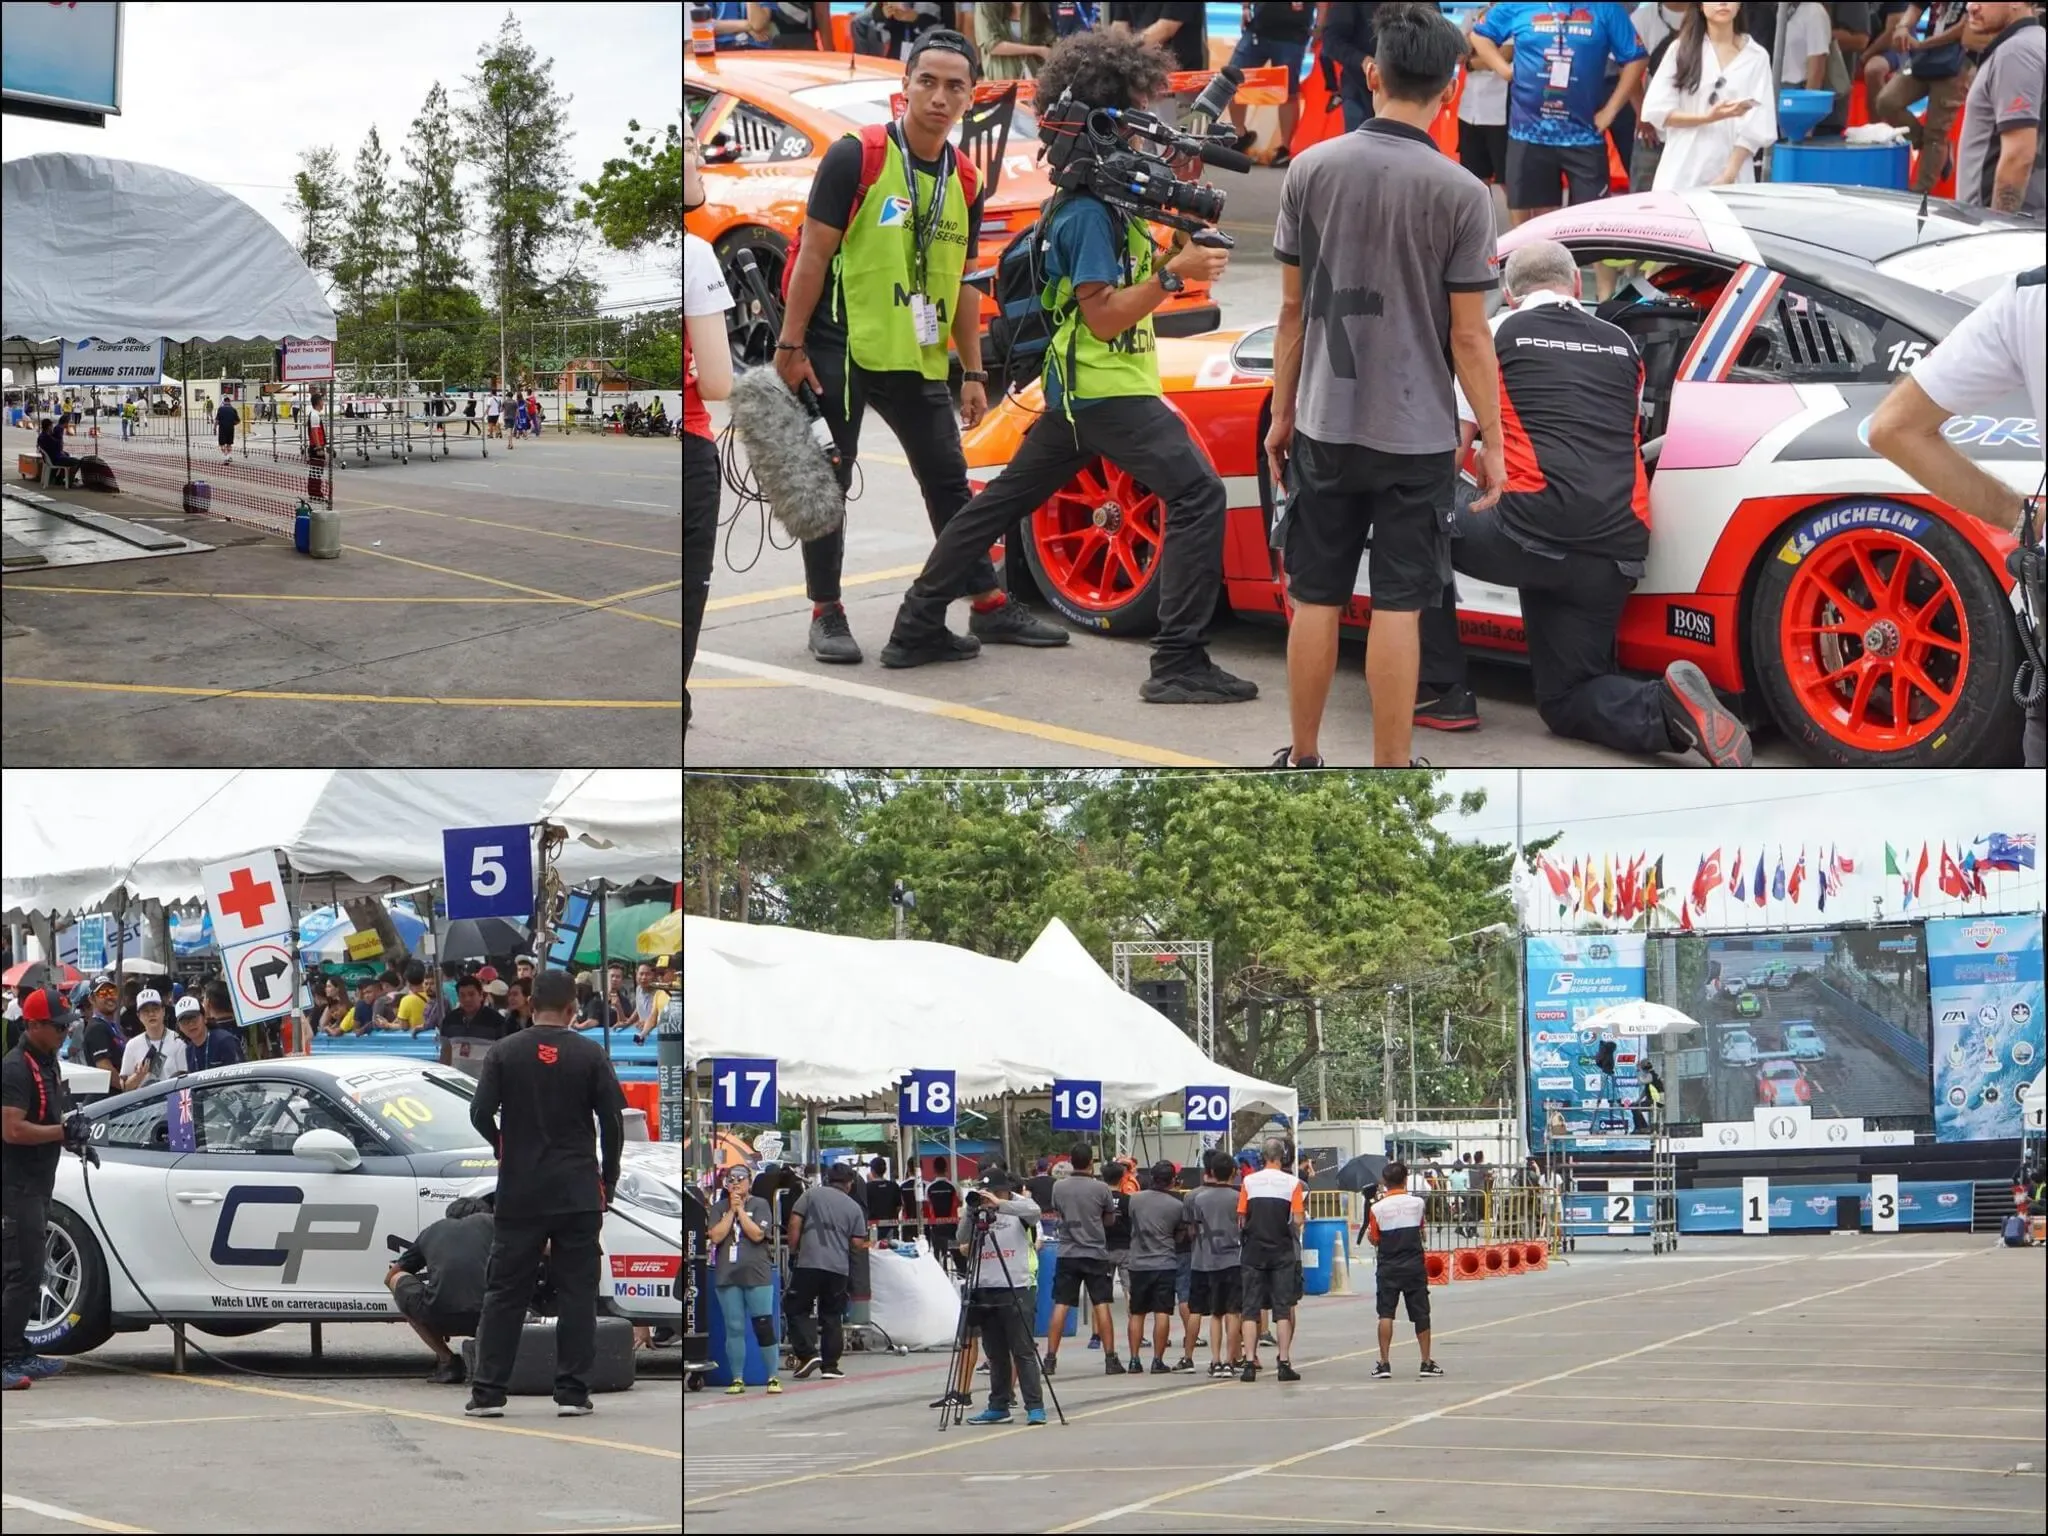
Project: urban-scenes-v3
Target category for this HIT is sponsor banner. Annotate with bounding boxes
[612,1279,675,1300]
[1927,915,2043,1144]
[1677,1180,1975,1233]
[608,1254,682,1280]
[1525,933,1647,1153]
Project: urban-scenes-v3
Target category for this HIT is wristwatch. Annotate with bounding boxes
[960,370,988,384]
[1156,267,1186,295]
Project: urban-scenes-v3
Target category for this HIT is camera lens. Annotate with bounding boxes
[1165,178,1226,225]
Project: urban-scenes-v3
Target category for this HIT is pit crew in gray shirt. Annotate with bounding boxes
[1125,1160,1188,1372]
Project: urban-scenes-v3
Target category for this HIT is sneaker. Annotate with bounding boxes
[1370,1360,1392,1380]
[1235,129,1259,152]
[1172,1356,1197,1373]
[1268,146,1292,168]
[807,603,864,665]
[966,1407,1014,1425]
[819,1364,846,1380]
[1104,1354,1128,1376]
[1259,1332,1278,1348]
[1140,662,1258,704]
[1206,1361,1228,1378]
[878,626,980,669]
[1413,683,1480,732]
[557,1400,594,1417]
[1267,745,1324,769]
[1,1367,28,1391]
[1086,1335,1101,1350]
[1659,660,1751,767]
[765,1377,783,1394]
[463,1397,505,1417]
[1419,1360,1445,1378]
[1025,1407,1048,1426]
[930,1389,973,1408]
[1040,1353,1057,1377]
[1150,1359,1174,1375]
[1238,1361,1258,1383]
[1276,1360,1301,1383]
[432,1358,467,1385]
[793,1356,822,1379]
[10,1355,65,1381]
[969,596,1069,647]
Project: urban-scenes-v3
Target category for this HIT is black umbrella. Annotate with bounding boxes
[438,916,532,963]
[1328,1153,1389,1194]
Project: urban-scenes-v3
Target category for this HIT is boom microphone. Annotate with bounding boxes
[726,366,847,542]
[1196,139,1255,174]
[1186,64,1243,136]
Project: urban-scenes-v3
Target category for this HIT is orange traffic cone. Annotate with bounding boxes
[1504,1243,1525,1276]
[1523,1240,1549,1271]
[1451,1247,1484,1281]
[1481,1245,1508,1277]
[1425,1251,1450,1287]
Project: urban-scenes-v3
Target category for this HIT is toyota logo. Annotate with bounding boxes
[1826,1123,1849,1142]
[1769,1115,1797,1141]
[1718,1127,1740,1145]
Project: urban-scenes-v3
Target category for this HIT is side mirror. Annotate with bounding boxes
[292,1127,362,1171]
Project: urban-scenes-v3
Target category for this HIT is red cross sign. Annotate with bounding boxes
[202,850,291,947]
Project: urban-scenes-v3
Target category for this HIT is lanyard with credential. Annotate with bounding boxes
[891,120,950,298]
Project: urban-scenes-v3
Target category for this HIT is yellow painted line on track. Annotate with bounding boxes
[1300,1442,2048,1481]
[4,678,680,709]
[703,564,925,613]
[2,583,571,605]
[691,649,1222,766]
[1269,1470,2035,1520]
[0,1494,155,1534]
[690,678,791,689]
[341,544,682,630]
[362,501,681,558]
[600,578,686,603]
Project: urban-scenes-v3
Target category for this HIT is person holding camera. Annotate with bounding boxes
[2,987,89,1390]
[776,29,1068,668]
[956,1171,1048,1424]
[1266,2,1504,769]
[883,27,1257,705]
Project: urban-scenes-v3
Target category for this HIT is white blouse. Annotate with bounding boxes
[1643,36,1779,193]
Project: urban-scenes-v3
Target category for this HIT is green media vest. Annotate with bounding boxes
[1044,205,1163,415]
[829,131,972,380]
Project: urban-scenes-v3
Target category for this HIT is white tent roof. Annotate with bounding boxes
[2,770,679,917]
[2,154,334,347]
[539,772,682,863]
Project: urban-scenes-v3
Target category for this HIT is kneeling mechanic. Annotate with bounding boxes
[1415,239,1751,766]
[883,27,1256,705]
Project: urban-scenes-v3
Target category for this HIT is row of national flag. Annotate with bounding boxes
[1533,833,2034,925]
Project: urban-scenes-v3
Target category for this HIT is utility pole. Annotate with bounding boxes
[1381,991,1395,1129]
[1514,769,1528,1164]
[1408,986,1418,1117]
[1314,997,1328,1122]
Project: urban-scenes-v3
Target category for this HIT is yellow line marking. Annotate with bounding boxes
[690,650,1222,766]
[0,1493,155,1534]
[5,678,680,709]
[367,502,680,557]
[690,678,792,689]
[2,583,571,605]
[342,544,682,630]
[703,564,925,613]
[1268,1470,2034,1519]
[1323,1442,2048,1481]
[600,579,686,602]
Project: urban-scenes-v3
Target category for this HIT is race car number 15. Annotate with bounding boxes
[1884,340,1926,373]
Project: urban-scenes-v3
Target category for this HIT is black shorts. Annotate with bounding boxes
[1375,1265,1430,1330]
[1506,137,1610,211]
[1282,433,1455,612]
[1458,119,1509,183]
[1128,1268,1178,1316]
[1237,1259,1301,1321]
[392,1273,479,1339]
[1052,1255,1115,1307]
[1189,1266,1242,1318]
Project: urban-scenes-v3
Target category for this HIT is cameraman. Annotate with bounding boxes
[775,29,1067,667]
[3,987,87,1390]
[883,27,1259,706]
[1266,1,1502,769]
[956,1171,1047,1424]
[1869,266,2046,766]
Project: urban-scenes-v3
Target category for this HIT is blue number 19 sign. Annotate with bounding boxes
[1050,1079,1103,1132]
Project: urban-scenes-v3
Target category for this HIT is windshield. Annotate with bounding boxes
[791,80,1040,142]
[1875,232,2047,305]
[326,1065,488,1154]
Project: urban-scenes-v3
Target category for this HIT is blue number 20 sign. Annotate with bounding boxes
[1050,1079,1102,1131]
[711,1057,779,1122]
[442,824,536,921]
[899,1069,956,1127]
[1183,1086,1231,1131]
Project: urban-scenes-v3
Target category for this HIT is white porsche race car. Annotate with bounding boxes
[29,1054,682,1355]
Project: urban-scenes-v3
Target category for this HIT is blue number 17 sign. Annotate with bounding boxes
[710,1057,778,1122]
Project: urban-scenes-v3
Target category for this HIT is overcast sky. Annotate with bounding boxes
[3,2,681,324]
[1437,768,2047,927]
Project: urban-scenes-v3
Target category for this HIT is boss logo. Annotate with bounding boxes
[1665,605,1715,646]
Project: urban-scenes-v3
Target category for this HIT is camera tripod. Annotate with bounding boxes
[932,1202,1066,1431]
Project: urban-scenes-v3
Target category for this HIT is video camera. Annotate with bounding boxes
[1035,65,1252,243]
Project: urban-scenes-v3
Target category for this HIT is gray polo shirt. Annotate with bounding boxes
[1274,117,1499,455]
[1126,1187,1185,1271]
[1049,1173,1119,1261]
[1957,18,2045,219]
[789,1183,868,1275]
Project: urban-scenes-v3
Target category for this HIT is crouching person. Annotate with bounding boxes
[957,1169,1047,1425]
[386,1195,494,1383]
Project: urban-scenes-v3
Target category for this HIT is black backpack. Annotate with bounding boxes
[986,213,1062,398]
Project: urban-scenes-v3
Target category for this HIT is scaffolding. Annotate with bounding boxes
[1547,1097,1679,1254]
[326,364,490,465]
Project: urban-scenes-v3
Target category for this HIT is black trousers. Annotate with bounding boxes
[468,1209,604,1406]
[784,1264,850,1367]
[684,431,720,722]
[1,1186,50,1364]
[975,1286,1044,1411]
[802,340,996,605]
[1419,498,1672,756]
[896,395,1228,676]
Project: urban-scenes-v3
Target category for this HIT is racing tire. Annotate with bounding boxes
[713,225,790,371]
[25,1203,114,1356]
[1749,500,2023,766]
[1019,457,1169,636]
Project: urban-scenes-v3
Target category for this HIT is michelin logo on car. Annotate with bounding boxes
[1776,502,1929,567]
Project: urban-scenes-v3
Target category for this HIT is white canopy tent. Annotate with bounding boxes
[538,771,682,863]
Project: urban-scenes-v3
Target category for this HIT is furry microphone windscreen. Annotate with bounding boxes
[727,366,846,542]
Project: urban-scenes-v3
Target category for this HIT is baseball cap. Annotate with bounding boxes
[515,953,536,966]
[983,1168,1019,1192]
[485,979,509,998]
[477,965,499,984]
[574,971,594,986]
[174,996,203,1019]
[136,988,164,1009]
[91,973,118,994]
[21,986,78,1029]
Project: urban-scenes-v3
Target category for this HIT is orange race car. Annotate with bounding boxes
[684,51,1270,367]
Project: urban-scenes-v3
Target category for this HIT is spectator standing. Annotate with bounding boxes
[631,961,668,1044]
[1025,1156,1056,1214]
[1459,4,1514,229]
[1109,1,1208,72]
[386,1195,494,1383]
[1235,1137,1304,1382]
[749,0,833,49]
[1778,0,1834,90]
[573,972,604,1028]
[1953,1,2043,216]
[866,1155,906,1241]
[76,977,125,1075]
[173,995,244,1071]
[707,1165,782,1394]
[1052,1,1098,37]
[603,961,640,1036]
[1471,1,1647,224]
[1124,1161,1185,1373]
[503,978,531,1032]
[215,393,239,463]
[463,970,626,1417]
[974,1,1054,77]
[1228,3,1318,165]
[1316,0,1382,131]
[1859,0,1918,121]
[1265,2,1503,770]
[1185,1149,1243,1377]
[486,390,502,439]
[1627,2,1694,189]
[1641,2,1777,190]
[117,990,186,1091]
[785,1163,873,1379]
[1044,1143,1125,1375]
[925,1156,963,1264]
[396,962,433,1036]
[117,978,144,1039]
[1365,1160,1440,1378]
[1874,2,1972,193]
[706,0,769,47]
[444,976,509,1043]
[515,954,538,987]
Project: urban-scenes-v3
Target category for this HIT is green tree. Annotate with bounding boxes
[573,116,684,261]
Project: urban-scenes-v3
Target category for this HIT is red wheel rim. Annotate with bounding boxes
[1778,528,1969,752]
[1030,458,1164,612]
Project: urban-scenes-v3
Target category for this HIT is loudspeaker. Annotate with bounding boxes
[1133,979,1188,1028]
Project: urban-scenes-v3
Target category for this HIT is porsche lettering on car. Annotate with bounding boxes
[28,1055,682,1356]
[962,185,2045,766]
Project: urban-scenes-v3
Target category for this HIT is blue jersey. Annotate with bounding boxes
[1475,3,1645,148]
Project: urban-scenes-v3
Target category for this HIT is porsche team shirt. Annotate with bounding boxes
[0,1040,69,1192]
[1368,1189,1426,1272]
[468,1025,626,1220]
[1236,1165,1305,1268]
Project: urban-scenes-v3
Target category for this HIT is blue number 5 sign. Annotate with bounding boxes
[442,824,535,921]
